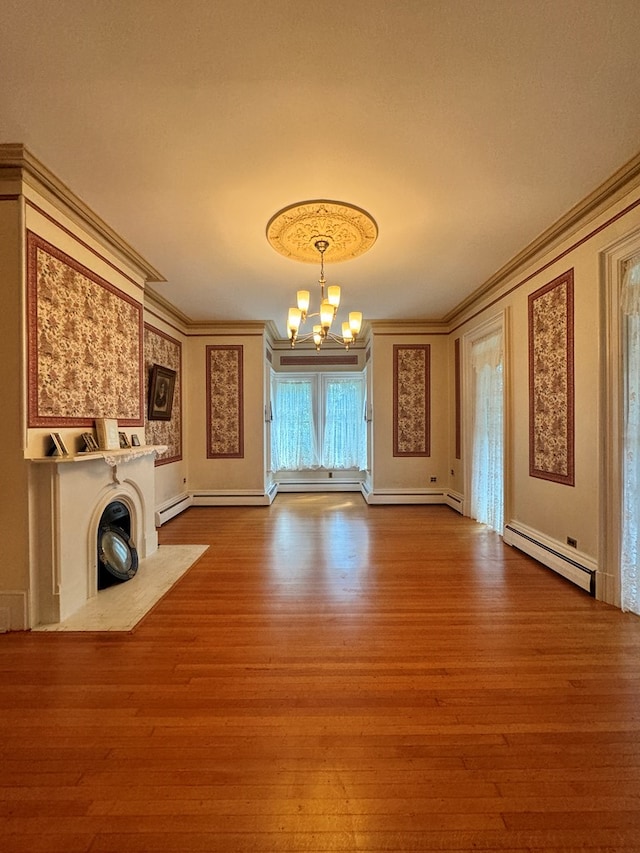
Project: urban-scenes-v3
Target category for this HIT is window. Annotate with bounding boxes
[271,372,366,472]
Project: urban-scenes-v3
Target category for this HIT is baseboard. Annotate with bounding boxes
[364,489,447,505]
[276,481,363,493]
[0,591,29,632]
[504,521,596,595]
[445,490,464,514]
[192,490,275,506]
[155,493,192,527]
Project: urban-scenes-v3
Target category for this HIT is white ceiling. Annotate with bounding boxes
[2,0,640,336]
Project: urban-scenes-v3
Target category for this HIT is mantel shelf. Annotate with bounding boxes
[29,445,168,466]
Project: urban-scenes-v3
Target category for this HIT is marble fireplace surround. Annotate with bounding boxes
[30,446,166,628]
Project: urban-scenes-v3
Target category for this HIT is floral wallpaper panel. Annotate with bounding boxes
[207,345,244,458]
[27,232,143,427]
[144,324,182,465]
[393,344,430,457]
[528,269,575,485]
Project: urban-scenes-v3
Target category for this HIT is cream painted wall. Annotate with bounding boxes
[185,334,267,495]
[370,333,450,494]
[142,308,188,509]
[450,180,640,575]
[0,196,30,628]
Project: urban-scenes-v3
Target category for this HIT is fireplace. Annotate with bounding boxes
[29,446,163,627]
[97,500,139,589]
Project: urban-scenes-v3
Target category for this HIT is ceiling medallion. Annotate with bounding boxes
[266,200,377,351]
[266,199,378,264]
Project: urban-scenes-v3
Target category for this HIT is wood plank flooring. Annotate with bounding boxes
[2,494,640,852]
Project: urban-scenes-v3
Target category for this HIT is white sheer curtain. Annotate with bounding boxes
[621,254,640,614]
[470,331,504,533]
[322,378,367,470]
[271,379,319,471]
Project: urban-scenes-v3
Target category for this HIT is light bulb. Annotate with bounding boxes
[320,299,333,330]
[349,311,362,336]
[327,285,341,308]
[287,307,302,332]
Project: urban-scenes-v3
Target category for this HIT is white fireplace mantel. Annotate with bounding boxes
[28,446,166,628]
[29,445,167,466]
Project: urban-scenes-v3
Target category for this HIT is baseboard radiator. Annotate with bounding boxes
[277,480,362,493]
[155,493,193,527]
[504,522,596,596]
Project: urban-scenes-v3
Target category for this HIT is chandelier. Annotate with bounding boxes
[266,199,378,351]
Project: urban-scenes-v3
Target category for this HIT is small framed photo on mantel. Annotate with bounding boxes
[48,432,69,456]
[95,418,120,450]
[81,432,99,452]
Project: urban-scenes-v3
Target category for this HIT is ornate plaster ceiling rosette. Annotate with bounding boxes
[266,199,378,264]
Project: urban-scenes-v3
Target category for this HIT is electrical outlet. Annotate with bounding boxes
[450,469,454,476]
[430,476,437,483]
[567,536,577,548]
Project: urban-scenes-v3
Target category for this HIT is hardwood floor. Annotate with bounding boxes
[2,494,640,852]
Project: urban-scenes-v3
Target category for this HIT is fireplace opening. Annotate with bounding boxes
[97,500,139,589]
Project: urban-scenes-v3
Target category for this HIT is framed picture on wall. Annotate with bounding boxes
[148,364,176,421]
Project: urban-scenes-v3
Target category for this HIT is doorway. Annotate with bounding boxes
[464,315,505,534]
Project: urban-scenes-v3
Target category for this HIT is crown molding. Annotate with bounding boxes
[0,143,165,284]
[445,148,640,326]
[144,287,194,331]
[368,319,449,335]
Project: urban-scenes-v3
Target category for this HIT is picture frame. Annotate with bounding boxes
[50,432,69,456]
[148,363,176,421]
[81,432,99,452]
[119,432,131,449]
[95,417,120,450]
[130,434,141,446]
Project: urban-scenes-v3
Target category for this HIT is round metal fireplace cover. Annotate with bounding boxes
[98,525,138,581]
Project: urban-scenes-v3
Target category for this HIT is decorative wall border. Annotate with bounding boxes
[528,269,575,485]
[206,345,244,459]
[393,344,430,457]
[27,231,144,427]
[144,324,182,466]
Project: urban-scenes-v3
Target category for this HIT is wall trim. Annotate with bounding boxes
[277,482,362,493]
[364,489,446,505]
[0,591,28,632]
[447,149,640,327]
[0,144,165,284]
[192,490,275,506]
[504,521,596,595]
